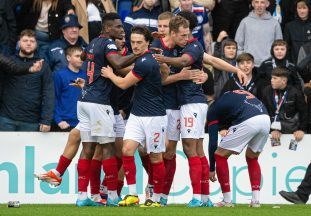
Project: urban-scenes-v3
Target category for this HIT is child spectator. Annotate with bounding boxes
[235,0,282,67]
[259,39,304,91]
[213,31,237,99]
[52,45,86,132]
[221,53,264,99]
[261,67,307,143]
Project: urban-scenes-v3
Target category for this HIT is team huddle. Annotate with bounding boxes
[35,11,271,208]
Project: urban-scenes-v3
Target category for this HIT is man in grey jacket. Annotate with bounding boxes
[235,0,283,67]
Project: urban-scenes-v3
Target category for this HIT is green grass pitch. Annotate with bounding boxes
[0,204,310,216]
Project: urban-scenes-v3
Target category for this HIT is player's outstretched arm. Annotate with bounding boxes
[203,53,247,85]
[107,53,137,71]
[101,66,139,90]
[153,53,192,68]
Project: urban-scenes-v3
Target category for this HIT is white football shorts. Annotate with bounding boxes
[219,114,271,153]
[123,114,168,153]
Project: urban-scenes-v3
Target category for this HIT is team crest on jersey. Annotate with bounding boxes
[107,44,117,50]
[141,57,146,62]
[59,49,63,55]
[187,129,191,133]
[197,16,203,24]
[193,113,197,118]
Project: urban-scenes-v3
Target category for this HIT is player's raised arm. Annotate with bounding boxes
[203,53,247,85]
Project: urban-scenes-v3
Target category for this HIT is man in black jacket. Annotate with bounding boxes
[0,29,54,132]
[261,67,307,142]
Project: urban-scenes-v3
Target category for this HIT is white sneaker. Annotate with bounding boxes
[249,200,261,208]
[214,200,234,207]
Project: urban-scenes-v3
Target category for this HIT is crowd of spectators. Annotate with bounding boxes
[0,0,311,144]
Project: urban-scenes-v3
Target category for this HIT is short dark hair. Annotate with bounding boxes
[131,26,153,43]
[223,39,237,49]
[177,11,198,31]
[169,16,189,33]
[271,67,290,79]
[102,13,121,27]
[65,45,83,56]
[20,29,36,39]
[236,53,254,63]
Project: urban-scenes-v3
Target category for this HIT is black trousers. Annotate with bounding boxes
[297,162,311,203]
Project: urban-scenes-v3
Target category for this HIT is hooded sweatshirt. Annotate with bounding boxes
[235,11,283,67]
[284,0,311,64]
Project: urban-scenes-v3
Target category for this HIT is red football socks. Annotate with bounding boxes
[163,155,176,195]
[77,159,91,192]
[200,156,210,195]
[152,161,166,195]
[246,157,261,191]
[188,156,202,195]
[123,156,136,185]
[89,159,101,195]
[56,155,72,176]
[215,154,230,193]
[102,157,118,191]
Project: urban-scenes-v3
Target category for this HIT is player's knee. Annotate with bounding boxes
[245,148,259,159]
[102,143,115,159]
[164,151,175,160]
[82,147,95,159]
[122,145,135,156]
[149,153,163,163]
[69,128,81,143]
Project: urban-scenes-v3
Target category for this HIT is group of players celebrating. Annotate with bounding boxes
[35,11,271,208]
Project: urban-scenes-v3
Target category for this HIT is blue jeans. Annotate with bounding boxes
[0,116,39,131]
[35,30,50,58]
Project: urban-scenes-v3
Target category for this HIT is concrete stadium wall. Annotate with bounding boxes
[0,132,310,204]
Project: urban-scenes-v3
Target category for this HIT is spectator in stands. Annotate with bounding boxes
[169,0,215,11]
[221,53,264,99]
[72,0,116,43]
[261,67,307,143]
[284,0,311,64]
[0,29,54,132]
[213,31,238,99]
[279,162,311,204]
[0,0,17,52]
[268,0,296,29]
[16,0,74,57]
[212,0,249,41]
[123,0,161,49]
[297,45,311,132]
[173,0,212,53]
[46,14,87,73]
[235,0,283,67]
[52,45,86,132]
[259,39,304,91]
